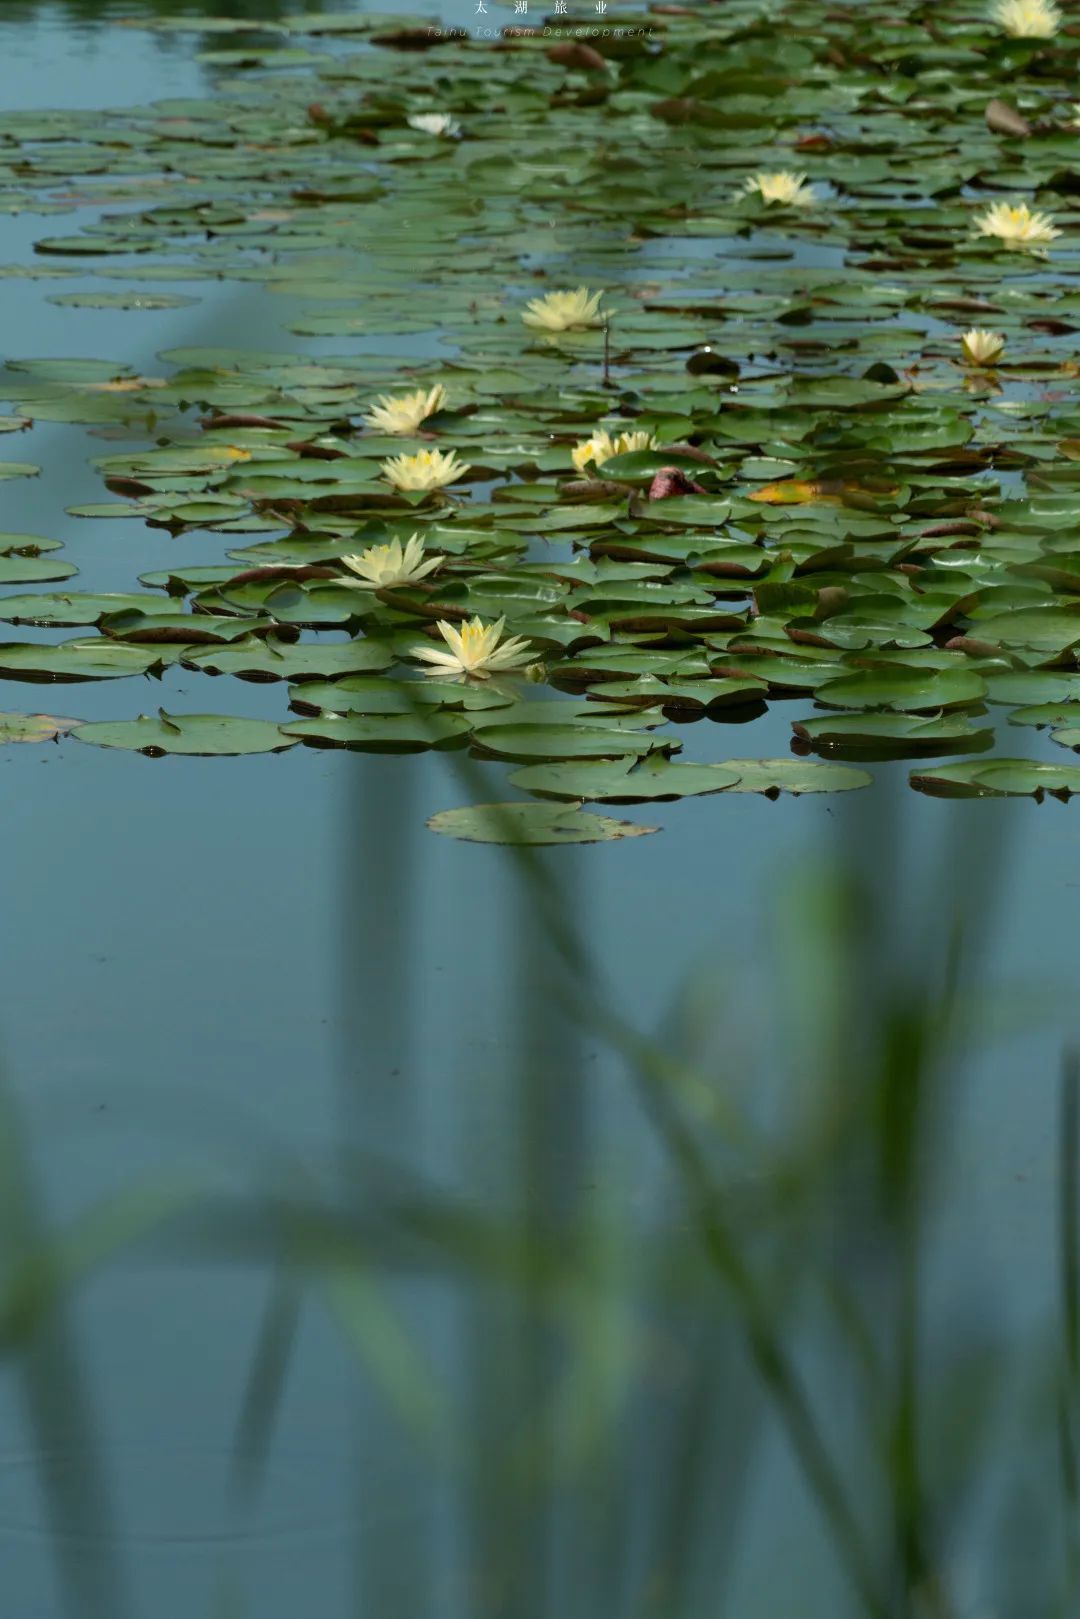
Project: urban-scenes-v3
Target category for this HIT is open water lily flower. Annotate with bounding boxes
[743,171,817,207]
[991,0,1060,36]
[973,200,1060,250]
[407,112,461,137]
[410,615,534,679]
[341,534,442,589]
[365,384,446,436]
[571,428,656,472]
[381,447,469,492]
[522,287,606,332]
[961,328,1006,366]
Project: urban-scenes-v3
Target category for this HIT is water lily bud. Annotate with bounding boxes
[961,328,1006,366]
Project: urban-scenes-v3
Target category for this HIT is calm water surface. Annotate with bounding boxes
[0,6,1075,1618]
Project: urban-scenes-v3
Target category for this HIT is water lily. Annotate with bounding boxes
[365,384,446,436]
[410,615,534,679]
[522,287,606,332]
[973,199,1060,250]
[743,171,817,207]
[961,328,1006,365]
[571,427,656,472]
[991,0,1060,37]
[407,112,461,137]
[381,447,469,492]
[341,533,442,588]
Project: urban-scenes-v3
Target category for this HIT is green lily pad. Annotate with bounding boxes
[793,711,992,756]
[427,802,658,845]
[282,712,470,751]
[911,759,1080,799]
[0,591,177,627]
[813,667,987,712]
[0,639,179,682]
[185,635,395,681]
[469,724,674,762]
[718,758,872,795]
[47,291,199,310]
[72,711,297,757]
[509,754,741,802]
[0,711,77,743]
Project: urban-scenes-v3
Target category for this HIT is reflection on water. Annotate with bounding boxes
[0,6,1076,1619]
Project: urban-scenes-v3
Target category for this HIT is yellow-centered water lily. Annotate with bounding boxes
[991,0,1060,37]
[406,112,461,137]
[365,384,447,435]
[340,534,442,588]
[743,171,817,207]
[961,328,1006,365]
[571,428,657,473]
[973,200,1060,250]
[522,287,606,332]
[381,447,469,492]
[410,615,534,679]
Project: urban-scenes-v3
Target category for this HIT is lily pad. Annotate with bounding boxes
[718,758,872,795]
[0,639,179,682]
[0,712,77,743]
[72,712,297,757]
[427,803,658,845]
[509,754,741,802]
[813,667,987,713]
[793,711,992,756]
[469,724,674,762]
[911,759,1080,799]
[282,712,470,751]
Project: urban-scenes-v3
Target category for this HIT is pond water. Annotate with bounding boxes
[0,4,1078,1618]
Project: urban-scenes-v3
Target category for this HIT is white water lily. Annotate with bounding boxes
[365,384,446,436]
[571,427,656,473]
[341,534,442,589]
[410,615,534,679]
[743,171,817,207]
[961,328,1006,365]
[522,286,606,332]
[381,447,469,492]
[406,112,461,137]
[973,199,1060,250]
[991,0,1060,37]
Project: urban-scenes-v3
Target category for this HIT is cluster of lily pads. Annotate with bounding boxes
[4,2,1080,836]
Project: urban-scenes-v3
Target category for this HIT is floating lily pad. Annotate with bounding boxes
[72,711,297,757]
[0,712,77,743]
[792,711,993,755]
[911,759,1080,800]
[0,591,178,627]
[718,758,872,795]
[813,667,987,713]
[509,754,741,802]
[283,712,470,751]
[185,635,395,681]
[469,724,674,762]
[427,803,658,845]
[0,639,179,682]
[47,291,199,310]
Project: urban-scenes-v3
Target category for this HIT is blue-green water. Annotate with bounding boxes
[0,6,1076,1617]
